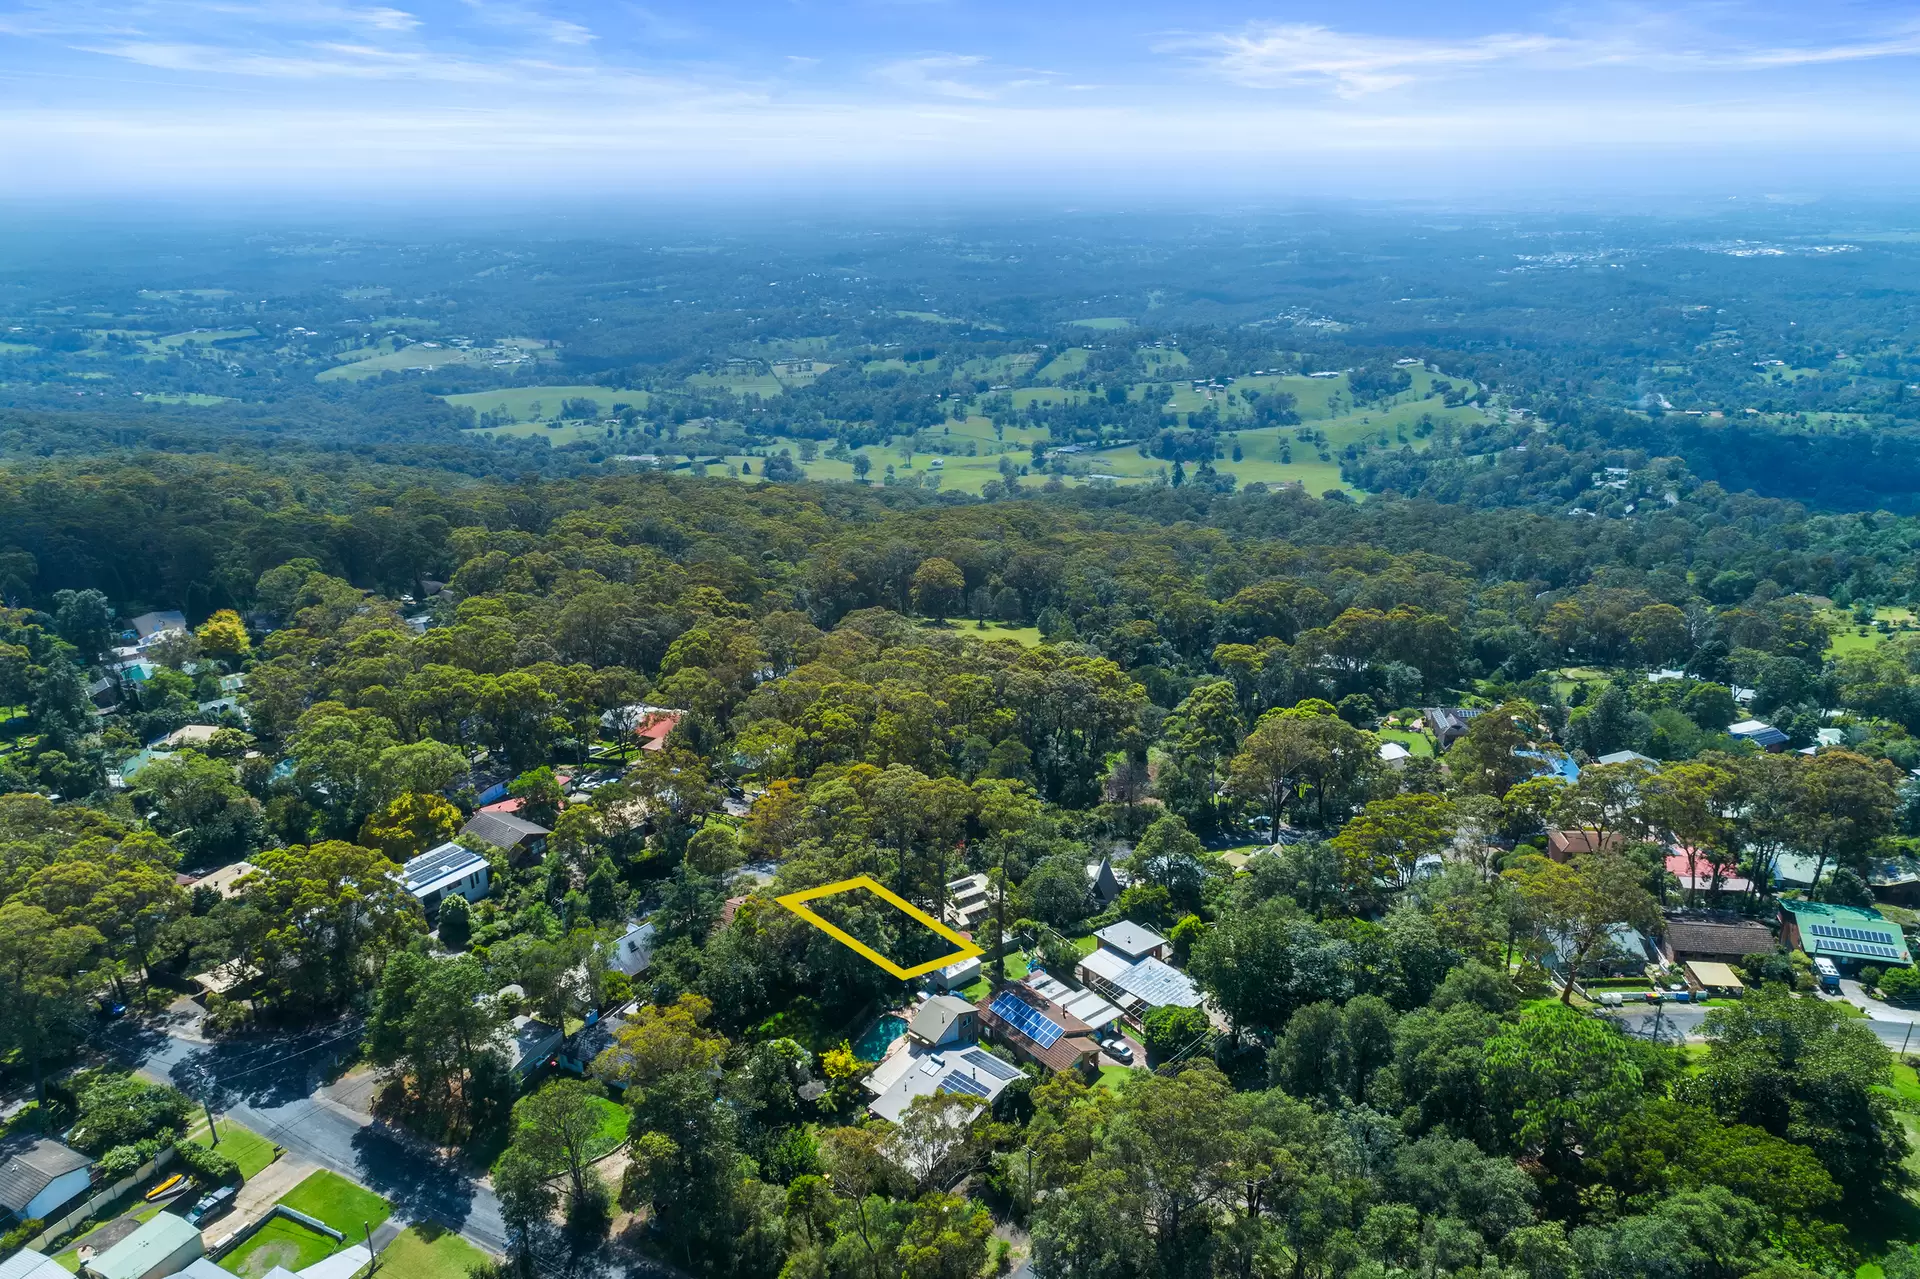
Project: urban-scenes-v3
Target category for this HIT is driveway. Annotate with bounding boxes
[99,1012,508,1256]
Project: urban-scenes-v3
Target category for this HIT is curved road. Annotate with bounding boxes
[100,1007,508,1255]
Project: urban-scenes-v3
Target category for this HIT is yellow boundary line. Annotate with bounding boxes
[775,875,984,980]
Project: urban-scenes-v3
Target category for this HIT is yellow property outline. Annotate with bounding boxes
[775,875,984,980]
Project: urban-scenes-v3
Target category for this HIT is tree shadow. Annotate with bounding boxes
[347,1125,478,1236]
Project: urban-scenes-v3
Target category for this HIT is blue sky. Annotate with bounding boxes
[2,0,1918,198]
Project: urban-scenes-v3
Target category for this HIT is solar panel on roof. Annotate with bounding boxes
[961,1049,1022,1081]
[989,992,1063,1049]
[938,1071,991,1098]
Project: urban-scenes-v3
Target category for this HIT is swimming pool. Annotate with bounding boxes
[852,1013,906,1061]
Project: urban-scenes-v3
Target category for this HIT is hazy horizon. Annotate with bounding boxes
[2,0,1919,199]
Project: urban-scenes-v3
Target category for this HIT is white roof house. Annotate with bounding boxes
[609,922,654,976]
[1092,921,1168,962]
[1378,741,1412,767]
[401,842,490,915]
[867,1046,1023,1123]
[0,1251,70,1279]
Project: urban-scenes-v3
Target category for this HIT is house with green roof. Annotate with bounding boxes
[1779,900,1912,971]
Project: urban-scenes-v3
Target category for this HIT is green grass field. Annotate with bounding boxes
[188,1119,278,1180]
[584,1096,629,1160]
[222,1216,339,1277]
[144,328,257,350]
[320,338,551,383]
[1034,348,1091,381]
[967,623,1044,647]
[956,951,1029,1002]
[1820,607,1917,658]
[445,385,650,423]
[1378,728,1435,757]
[0,341,36,355]
[375,1224,492,1278]
[277,1169,392,1237]
[1068,317,1133,330]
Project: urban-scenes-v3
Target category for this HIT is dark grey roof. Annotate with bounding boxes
[460,811,551,849]
[0,1138,91,1215]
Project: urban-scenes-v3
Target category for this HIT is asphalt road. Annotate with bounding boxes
[1606,1003,1920,1052]
[101,1010,509,1255]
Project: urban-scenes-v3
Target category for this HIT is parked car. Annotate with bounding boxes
[186,1184,236,1226]
[1103,1039,1134,1064]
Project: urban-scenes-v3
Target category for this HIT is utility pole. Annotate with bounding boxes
[993,843,1008,991]
[203,1097,219,1146]
[363,1221,375,1275]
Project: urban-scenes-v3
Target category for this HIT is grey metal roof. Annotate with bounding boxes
[0,1139,90,1215]
[0,1251,70,1279]
[460,811,551,848]
[1093,920,1167,958]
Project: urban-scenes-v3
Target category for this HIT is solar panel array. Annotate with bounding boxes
[989,991,1064,1049]
[961,1048,1023,1081]
[1810,923,1904,960]
[938,1071,991,1098]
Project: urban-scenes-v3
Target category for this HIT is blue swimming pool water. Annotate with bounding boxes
[852,1013,906,1061]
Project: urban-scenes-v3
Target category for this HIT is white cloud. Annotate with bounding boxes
[875,54,997,100]
[1180,17,1920,95]
[1189,25,1563,96]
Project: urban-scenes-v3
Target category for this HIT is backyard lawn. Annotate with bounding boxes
[221,1215,339,1278]
[584,1096,630,1160]
[276,1170,392,1236]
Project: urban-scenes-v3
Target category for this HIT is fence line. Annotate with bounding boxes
[27,1148,176,1252]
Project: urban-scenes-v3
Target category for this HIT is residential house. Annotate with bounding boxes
[0,1138,93,1226]
[400,842,490,917]
[82,1212,203,1279]
[1728,720,1790,751]
[1660,913,1776,964]
[599,705,684,752]
[1024,973,1124,1034]
[1377,741,1412,768]
[866,1045,1023,1123]
[608,922,654,977]
[1595,750,1658,767]
[0,1250,70,1279]
[1545,829,1625,863]
[1075,948,1204,1013]
[1092,921,1169,963]
[458,811,550,861]
[1085,855,1125,907]
[1868,856,1920,907]
[978,983,1101,1076]
[157,725,221,750]
[1664,851,1752,896]
[497,1013,565,1084]
[908,994,979,1049]
[1424,707,1482,752]
[559,1010,629,1076]
[943,873,993,931]
[1549,923,1661,978]
[1779,899,1912,972]
[188,861,256,900]
[127,611,188,642]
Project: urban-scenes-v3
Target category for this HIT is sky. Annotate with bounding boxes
[1,0,1918,201]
